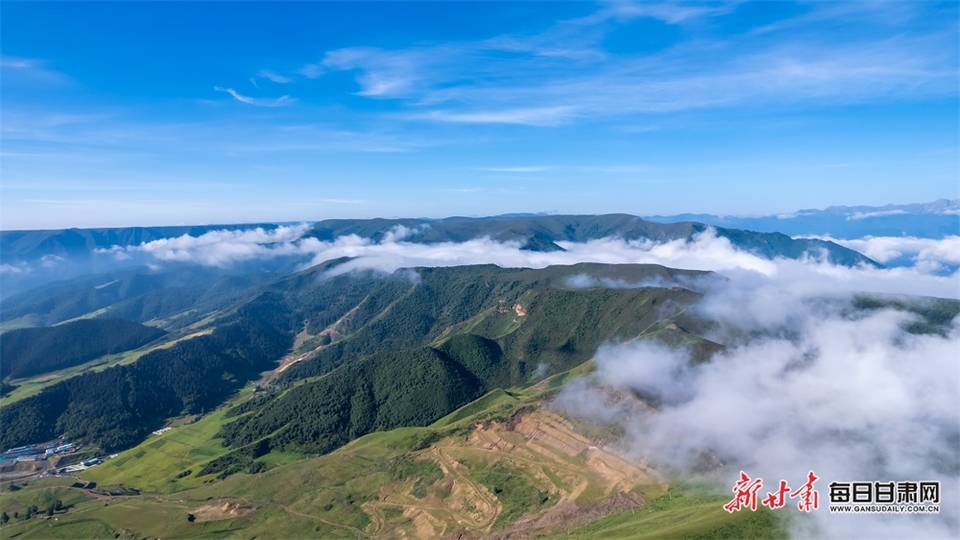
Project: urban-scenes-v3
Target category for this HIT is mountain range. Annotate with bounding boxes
[0,205,956,539]
[0,211,884,299]
[646,199,959,239]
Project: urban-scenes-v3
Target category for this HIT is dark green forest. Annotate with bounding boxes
[1,319,166,380]
[0,262,714,455]
[217,337,499,455]
[209,265,716,470]
[0,293,292,452]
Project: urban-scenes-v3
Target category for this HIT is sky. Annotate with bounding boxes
[1,1,958,229]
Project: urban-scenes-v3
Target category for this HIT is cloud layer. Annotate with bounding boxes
[553,278,959,538]
[101,225,960,300]
[814,235,960,274]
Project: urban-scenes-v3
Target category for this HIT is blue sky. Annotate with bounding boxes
[2,1,957,229]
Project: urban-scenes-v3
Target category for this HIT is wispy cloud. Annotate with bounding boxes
[411,106,577,126]
[321,198,365,205]
[847,209,906,220]
[598,0,740,25]
[222,124,424,154]
[298,63,324,79]
[809,162,867,170]
[308,3,956,126]
[1,57,37,69]
[256,69,293,84]
[0,56,71,85]
[320,46,432,97]
[0,263,31,274]
[475,166,551,173]
[214,86,293,107]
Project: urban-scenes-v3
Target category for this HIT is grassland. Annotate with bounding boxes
[80,384,290,493]
[0,366,790,539]
[554,483,788,539]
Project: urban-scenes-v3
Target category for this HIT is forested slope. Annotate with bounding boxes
[0,262,715,456]
[0,293,292,451]
[0,319,166,380]
[205,264,718,470]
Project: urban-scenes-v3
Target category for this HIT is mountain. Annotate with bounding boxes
[0,319,166,380]
[646,199,960,239]
[1,257,955,539]
[6,369,789,540]
[304,213,877,266]
[0,224,302,299]
[0,223,291,263]
[210,263,717,467]
[0,213,878,273]
[0,292,292,452]
[0,265,277,328]
[0,261,713,453]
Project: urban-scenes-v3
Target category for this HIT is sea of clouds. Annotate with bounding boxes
[99,224,959,299]
[553,275,958,538]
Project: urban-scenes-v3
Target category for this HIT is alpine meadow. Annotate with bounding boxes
[1,2,958,540]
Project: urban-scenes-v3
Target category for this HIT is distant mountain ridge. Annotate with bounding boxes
[0,213,877,299]
[2,214,875,263]
[646,199,959,239]
[303,213,877,267]
[0,223,288,262]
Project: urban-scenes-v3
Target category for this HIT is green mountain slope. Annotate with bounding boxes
[4,275,951,538]
[0,262,713,455]
[281,262,712,382]
[0,266,272,328]
[20,369,787,540]
[207,263,718,465]
[0,319,166,380]
[0,293,292,452]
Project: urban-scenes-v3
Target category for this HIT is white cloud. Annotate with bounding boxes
[811,235,960,271]
[849,209,907,220]
[554,292,959,538]
[411,106,577,126]
[475,166,552,173]
[320,198,366,205]
[308,4,956,126]
[214,86,294,107]
[106,225,960,300]
[320,47,431,97]
[297,63,324,79]
[102,224,312,266]
[599,1,738,25]
[39,254,66,268]
[256,69,293,84]
[0,56,71,86]
[1,57,37,69]
[0,263,30,274]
